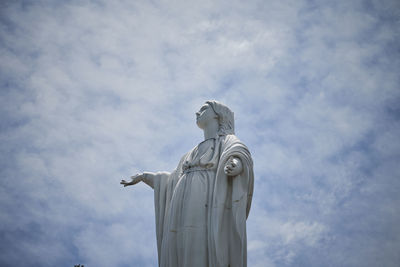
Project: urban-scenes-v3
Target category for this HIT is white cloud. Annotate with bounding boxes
[1,0,399,266]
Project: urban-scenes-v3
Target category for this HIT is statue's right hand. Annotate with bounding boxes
[120,174,144,187]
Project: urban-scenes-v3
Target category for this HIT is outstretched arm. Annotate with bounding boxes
[120,172,157,189]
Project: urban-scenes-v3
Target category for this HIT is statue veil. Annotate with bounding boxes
[206,100,235,135]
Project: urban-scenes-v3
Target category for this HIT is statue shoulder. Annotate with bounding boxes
[220,134,252,159]
[221,134,246,147]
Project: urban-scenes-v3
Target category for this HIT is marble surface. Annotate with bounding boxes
[121,101,254,267]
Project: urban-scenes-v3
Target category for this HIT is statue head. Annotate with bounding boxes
[195,100,235,136]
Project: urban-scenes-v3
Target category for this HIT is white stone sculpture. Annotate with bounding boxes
[121,100,254,267]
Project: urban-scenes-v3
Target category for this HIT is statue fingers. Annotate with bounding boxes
[224,166,232,175]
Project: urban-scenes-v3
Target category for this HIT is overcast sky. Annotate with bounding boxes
[1,0,399,266]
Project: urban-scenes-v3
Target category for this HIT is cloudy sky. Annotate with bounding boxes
[1,0,399,266]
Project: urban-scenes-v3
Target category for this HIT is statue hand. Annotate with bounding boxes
[120,173,144,187]
[224,156,243,177]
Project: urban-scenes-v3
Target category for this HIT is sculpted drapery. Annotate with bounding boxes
[121,101,254,267]
[153,134,253,267]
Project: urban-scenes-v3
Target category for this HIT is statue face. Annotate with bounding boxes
[196,103,217,129]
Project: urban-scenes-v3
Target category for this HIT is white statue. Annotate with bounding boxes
[121,100,254,267]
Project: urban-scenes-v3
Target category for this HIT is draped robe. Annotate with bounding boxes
[152,134,254,267]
